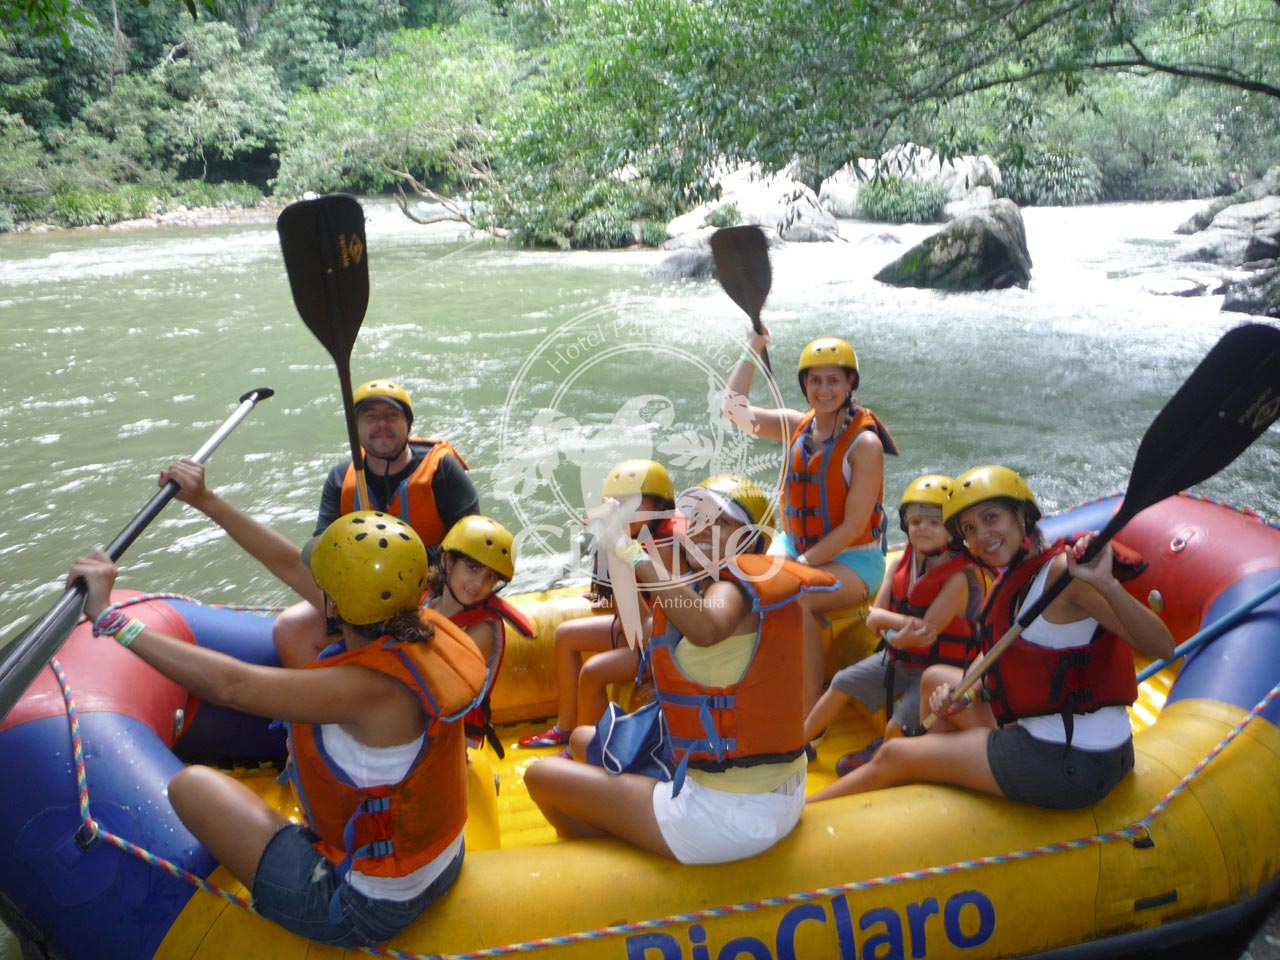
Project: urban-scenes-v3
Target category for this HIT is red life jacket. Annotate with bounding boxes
[288,609,485,885]
[885,545,980,669]
[649,554,838,793]
[340,438,468,546]
[782,405,898,553]
[979,541,1138,727]
[447,596,534,758]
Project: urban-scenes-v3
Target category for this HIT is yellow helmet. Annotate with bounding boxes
[797,337,859,397]
[898,473,952,533]
[354,379,413,426]
[696,475,771,527]
[943,465,1041,535]
[441,515,516,582]
[602,459,675,504]
[307,511,427,625]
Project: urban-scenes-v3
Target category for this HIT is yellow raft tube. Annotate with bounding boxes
[2,493,1278,959]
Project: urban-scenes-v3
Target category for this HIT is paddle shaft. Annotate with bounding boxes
[1136,577,1280,683]
[0,388,273,720]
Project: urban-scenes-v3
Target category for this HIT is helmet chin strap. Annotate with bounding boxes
[365,441,409,475]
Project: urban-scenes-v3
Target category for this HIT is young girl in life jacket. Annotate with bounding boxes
[804,475,984,775]
[68,512,486,948]
[807,465,1174,808]
[425,515,533,757]
[518,459,677,750]
[722,331,898,716]
[525,476,832,864]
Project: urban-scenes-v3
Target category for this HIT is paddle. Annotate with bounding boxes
[0,387,275,722]
[276,194,371,507]
[923,322,1280,730]
[1136,578,1280,683]
[711,225,772,372]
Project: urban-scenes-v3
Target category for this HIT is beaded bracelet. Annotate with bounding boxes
[92,608,129,638]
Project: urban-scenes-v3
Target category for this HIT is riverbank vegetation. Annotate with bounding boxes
[2,0,1278,244]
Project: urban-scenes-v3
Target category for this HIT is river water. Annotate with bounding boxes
[0,200,1277,958]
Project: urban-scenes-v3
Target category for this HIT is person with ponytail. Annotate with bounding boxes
[722,329,898,716]
[69,510,485,947]
[807,465,1173,808]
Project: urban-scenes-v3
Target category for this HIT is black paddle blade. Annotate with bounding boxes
[277,194,369,364]
[711,225,772,327]
[1120,322,1280,525]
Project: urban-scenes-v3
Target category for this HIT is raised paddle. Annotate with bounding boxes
[923,322,1280,730]
[276,194,372,508]
[0,387,275,722]
[711,225,772,372]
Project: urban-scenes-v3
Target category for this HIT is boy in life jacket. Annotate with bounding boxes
[807,465,1173,808]
[722,330,898,716]
[525,476,837,864]
[425,515,533,759]
[273,378,479,668]
[69,511,486,947]
[518,459,676,750]
[804,475,983,775]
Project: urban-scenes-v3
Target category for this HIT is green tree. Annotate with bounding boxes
[151,19,285,178]
[274,19,518,205]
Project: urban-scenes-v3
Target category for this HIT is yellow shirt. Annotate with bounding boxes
[673,631,807,794]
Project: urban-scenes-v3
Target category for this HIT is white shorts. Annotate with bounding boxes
[651,771,806,865]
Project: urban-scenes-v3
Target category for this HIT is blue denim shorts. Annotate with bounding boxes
[251,824,464,948]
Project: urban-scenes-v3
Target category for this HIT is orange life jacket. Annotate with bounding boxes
[448,596,534,758]
[649,554,838,794]
[886,546,980,669]
[340,438,468,546]
[979,541,1138,729]
[782,406,898,553]
[288,609,485,886]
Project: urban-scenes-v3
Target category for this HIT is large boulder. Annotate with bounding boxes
[1222,262,1280,318]
[1176,165,1280,234]
[819,144,1003,219]
[665,164,841,243]
[873,199,1032,291]
[1172,196,1280,265]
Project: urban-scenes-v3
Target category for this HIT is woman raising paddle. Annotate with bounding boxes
[68,512,486,948]
[807,465,1174,807]
[722,331,898,716]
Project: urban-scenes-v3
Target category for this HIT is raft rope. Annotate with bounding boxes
[48,593,1280,960]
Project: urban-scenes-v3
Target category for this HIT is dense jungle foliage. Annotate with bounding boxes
[1,0,1278,244]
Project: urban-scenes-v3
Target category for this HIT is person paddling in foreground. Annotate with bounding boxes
[525,476,836,864]
[807,465,1174,807]
[519,459,677,750]
[722,331,898,717]
[804,474,984,774]
[425,514,534,757]
[68,512,486,948]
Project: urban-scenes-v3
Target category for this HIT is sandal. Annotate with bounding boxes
[835,738,884,777]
